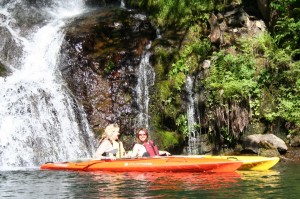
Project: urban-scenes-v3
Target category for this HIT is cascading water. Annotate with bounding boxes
[120,0,126,8]
[185,76,199,154]
[135,42,155,130]
[0,0,96,169]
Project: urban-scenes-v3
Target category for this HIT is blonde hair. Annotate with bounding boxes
[101,123,120,141]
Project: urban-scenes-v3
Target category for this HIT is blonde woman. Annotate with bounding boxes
[93,123,126,159]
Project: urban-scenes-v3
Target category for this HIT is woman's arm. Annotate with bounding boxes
[131,144,147,158]
[130,144,139,158]
[93,140,111,158]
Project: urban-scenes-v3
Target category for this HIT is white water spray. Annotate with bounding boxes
[120,0,126,8]
[186,76,199,154]
[0,0,96,169]
[136,42,155,129]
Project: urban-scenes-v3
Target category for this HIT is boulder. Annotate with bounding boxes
[288,134,300,147]
[243,134,288,154]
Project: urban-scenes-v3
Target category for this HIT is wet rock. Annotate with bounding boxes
[0,62,9,76]
[0,20,23,69]
[84,0,120,7]
[60,7,156,136]
[288,133,300,147]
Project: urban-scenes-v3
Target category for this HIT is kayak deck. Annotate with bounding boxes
[40,156,243,173]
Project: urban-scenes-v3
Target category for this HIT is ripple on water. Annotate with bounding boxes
[0,162,299,199]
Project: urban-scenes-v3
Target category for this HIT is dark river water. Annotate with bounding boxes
[0,161,299,199]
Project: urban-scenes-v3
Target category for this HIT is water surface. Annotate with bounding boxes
[0,161,299,199]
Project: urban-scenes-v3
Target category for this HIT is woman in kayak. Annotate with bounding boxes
[130,128,170,157]
[93,123,126,159]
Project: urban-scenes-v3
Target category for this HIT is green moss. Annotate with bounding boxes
[153,45,178,80]
[128,0,228,29]
[0,62,7,76]
[157,80,172,101]
[104,60,115,74]
[260,88,276,120]
[171,72,186,91]
[154,130,180,150]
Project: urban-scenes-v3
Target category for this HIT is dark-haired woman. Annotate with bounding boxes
[130,128,170,158]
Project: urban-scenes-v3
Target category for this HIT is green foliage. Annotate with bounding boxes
[155,130,180,149]
[275,61,300,127]
[252,33,300,131]
[172,72,186,91]
[273,17,300,59]
[104,61,115,74]
[205,48,257,102]
[169,38,211,75]
[157,80,172,102]
[169,59,189,77]
[154,80,181,121]
[270,0,297,13]
[134,0,300,146]
[168,38,211,91]
[220,126,235,145]
[271,0,300,60]
[129,0,231,28]
[175,114,188,137]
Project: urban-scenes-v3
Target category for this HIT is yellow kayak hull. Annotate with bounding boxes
[204,155,280,171]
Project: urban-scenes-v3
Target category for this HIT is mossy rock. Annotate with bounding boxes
[156,80,172,101]
[153,130,180,150]
[260,88,276,118]
[259,148,280,157]
[171,72,186,91]
[0,62,8,76]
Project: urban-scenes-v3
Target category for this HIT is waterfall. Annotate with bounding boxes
[120,0,126,8]
[0,0,96,169]
[135,42,155,129]
[185,76,199,154]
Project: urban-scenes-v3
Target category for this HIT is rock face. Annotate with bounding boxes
[256,0,270,25]
[60,7,156,136]
[208,5,266,47]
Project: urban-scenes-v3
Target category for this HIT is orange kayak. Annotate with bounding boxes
[40,156,242,172]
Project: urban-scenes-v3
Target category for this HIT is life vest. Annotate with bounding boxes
[102,140,125,158]
[143,140,159,156]
[113,141,125,158]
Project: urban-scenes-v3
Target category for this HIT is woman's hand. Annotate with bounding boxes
[159,151,171,156]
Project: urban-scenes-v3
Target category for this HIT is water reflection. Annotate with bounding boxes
[83,171,242,198]
[237,170,282,198]
[1,162,300,199]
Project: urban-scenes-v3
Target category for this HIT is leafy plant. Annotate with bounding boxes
[104,61,115,74]
[175,114,188,137]
[271,0,300,60]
